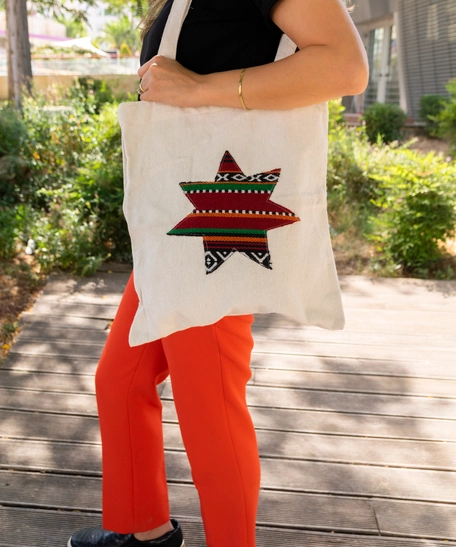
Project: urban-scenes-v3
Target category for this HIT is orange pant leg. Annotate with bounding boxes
[163,315,260,547]
[95,274,170,533]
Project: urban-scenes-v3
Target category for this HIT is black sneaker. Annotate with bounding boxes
[68,519,184,547]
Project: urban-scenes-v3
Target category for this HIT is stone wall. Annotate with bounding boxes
[0,74,139,101]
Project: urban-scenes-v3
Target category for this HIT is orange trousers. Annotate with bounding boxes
[95,274,260,547]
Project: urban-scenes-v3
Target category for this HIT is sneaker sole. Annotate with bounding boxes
[67,536,185,547]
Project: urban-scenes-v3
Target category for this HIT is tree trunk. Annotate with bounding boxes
[5,0,32,108]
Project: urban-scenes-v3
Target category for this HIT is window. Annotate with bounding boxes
[426,3,439,41]
[364,25,399,110]
[448,3,456,42]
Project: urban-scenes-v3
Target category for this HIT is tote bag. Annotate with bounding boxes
[118,0,345,347]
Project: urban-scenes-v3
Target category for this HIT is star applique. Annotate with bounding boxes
[167,150,300,274]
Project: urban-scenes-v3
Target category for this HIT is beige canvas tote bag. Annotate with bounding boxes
[118,0,345,346]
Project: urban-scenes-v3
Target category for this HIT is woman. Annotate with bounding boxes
[68,1,368,547]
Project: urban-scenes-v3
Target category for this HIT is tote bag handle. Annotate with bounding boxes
[158,0,297,62]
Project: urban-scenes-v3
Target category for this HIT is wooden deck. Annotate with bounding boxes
[1,271,456,547]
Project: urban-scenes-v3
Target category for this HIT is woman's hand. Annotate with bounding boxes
[137,55,205,107]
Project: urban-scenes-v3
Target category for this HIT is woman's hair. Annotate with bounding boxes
[139,0,167,40]
[139,0,354,41]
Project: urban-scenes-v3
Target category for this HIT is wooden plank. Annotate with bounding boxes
[20,313,110,331]
[2,439,456,503]
[340,296,456,312]
[342,280,456,302]
[0,388,97,415]
[339,274,456,293]
[15,327,109,344]
[10,340,105,359]
[0,438,103,474]
[38,272,129,303]
[339,283,456,300]
[252,370,456,398]
[262,494,456,541]
[4,403,456,447]
[249,386,456,419]
[374,498,456,542]
[248,406,456,442]
[0,471,103,512]
[253,312,456,335]
[0,370,95,394]
[2,507,454,547]
[250,353,456,380]
[0,507,103,547]
[0,354,99,375]
[0,384,166,415]
[159,423,456,472]
[244,386,456,419]
[1,411,100,443]
[253,339,456,362]
[342,312,456,335]
[251,325,456,349]
[27,302,119,320]
[254,431,456,471]
[259,457,456,503]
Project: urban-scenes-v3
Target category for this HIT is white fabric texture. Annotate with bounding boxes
[119,0,345,346]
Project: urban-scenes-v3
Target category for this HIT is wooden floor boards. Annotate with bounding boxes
[0,271,455,546]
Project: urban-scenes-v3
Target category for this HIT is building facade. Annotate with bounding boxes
[348,0,456,120]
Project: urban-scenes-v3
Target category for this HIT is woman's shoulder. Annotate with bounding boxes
[190,0,280,24]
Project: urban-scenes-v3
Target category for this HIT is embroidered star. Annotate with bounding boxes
[167,150,300,274]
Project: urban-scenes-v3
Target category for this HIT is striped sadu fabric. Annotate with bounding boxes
[168,150,300,274]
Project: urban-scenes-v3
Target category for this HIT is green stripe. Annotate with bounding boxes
[180,183,275,192]
[167,228,266,236]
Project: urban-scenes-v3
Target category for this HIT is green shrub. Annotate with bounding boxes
[0,82,132,274]
[28,193,106,275]
[21,88,93,205]
[70,77,115,114]
[434,79,456,152]
[362,102,407,144]
[327,101,378,211]
[20,99,129,273]
[0,207,19,259]
[327,115,456,277]
[369,149,456,274]
[0,108,28,204]
[328,98,346,132]
[75,103,131,263]
[0,108,27,156]
[327,125,376,207]
[419,94,448,137]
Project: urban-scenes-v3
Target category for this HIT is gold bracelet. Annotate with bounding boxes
[238,68,250,111]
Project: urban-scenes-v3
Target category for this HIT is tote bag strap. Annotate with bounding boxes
[158,0,297,61]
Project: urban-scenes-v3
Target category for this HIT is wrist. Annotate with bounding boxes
[193,71,242,109]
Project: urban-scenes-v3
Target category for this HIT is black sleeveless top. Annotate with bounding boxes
[140,0,283,73]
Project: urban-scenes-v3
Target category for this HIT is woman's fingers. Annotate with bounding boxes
[138,55,160,78]
[138,56,203,106]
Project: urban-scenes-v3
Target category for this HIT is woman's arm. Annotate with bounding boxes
[138,0,369,110]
